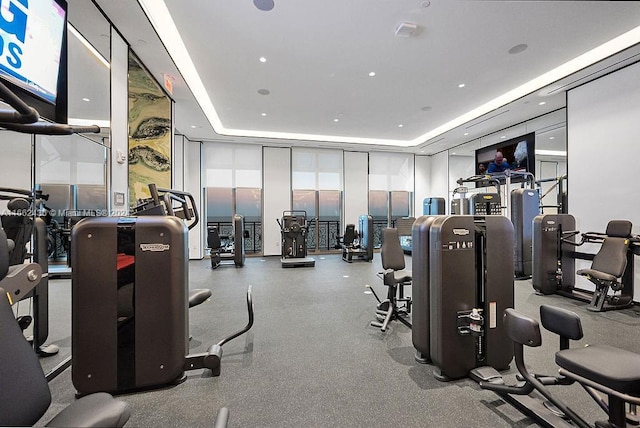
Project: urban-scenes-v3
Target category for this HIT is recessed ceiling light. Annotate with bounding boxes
[458,83,465,88]
[549,136,555,140]
[82,97,90,102]
[261,113,267,117]
[420,150,425,153]
[369,71,376,77]
[333,118,339,122]
[508,44,528,55]
[501,135,506,139]
[464,132,469,136]
[452,152,456,155]
[539,101,546,105]
[190,125,197,128]
[259,57,267,63]
[398,124,403,128]
[257,89,270,95]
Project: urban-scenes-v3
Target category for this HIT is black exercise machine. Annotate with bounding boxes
[0,224,130,427]
[0,187,59,356]
[423,197,446,215]
[510,176,540,280]
[336,214,373,263]
[70,188,254,395]
[368,227,412,332]
[396,216,416,253]
[473,305,640,428]
[532,215,639,312]
[207,214,247,269]
[277,210,315,268]
[411,215,514,380]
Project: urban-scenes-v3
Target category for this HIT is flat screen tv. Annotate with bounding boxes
[475,132,535,183]
[0,0,68,124]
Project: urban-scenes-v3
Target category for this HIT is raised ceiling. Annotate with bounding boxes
[78,0,640,154]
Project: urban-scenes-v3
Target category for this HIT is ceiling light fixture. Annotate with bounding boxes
[334,118,339,122]
[398,124,403,128]
[395,22,418,37]
[261,113,267,116]
[259,57,267,63]
[369,71,376,77]
[536,149,567,156]
[458,83,465,88]
[82,98,90,102]
[539,101,546,105]
[464,132,469,136]
[549,136,555,140]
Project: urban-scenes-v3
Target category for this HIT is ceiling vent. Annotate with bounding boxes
[395,22,418,37]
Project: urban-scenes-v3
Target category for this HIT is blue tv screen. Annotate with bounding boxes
[0,0,67,122]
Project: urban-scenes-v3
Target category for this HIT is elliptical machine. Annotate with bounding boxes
[277,210,315,268]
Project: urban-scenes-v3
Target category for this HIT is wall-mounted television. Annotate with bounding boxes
[475,132,535,181]
[0,0,68,124]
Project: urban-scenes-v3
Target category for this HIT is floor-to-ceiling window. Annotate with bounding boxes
[292,148,342,252]
[369,152,414,247]
[203,143,262,253]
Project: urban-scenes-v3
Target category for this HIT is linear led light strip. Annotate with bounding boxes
[138,1,640,147]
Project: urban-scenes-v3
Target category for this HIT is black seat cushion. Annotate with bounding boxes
[576,268,617,282]
[556,344,640,395]
[46,392,131,427]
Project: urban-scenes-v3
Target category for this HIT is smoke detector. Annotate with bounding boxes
[395,22,418,37]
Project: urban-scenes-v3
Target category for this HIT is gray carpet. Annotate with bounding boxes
[33,253,640,427]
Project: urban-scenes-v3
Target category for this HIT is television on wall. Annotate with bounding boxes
[0,0,68,124]
[475,132,535,182]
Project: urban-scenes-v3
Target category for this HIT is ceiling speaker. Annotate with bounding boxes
[253,0,275,11]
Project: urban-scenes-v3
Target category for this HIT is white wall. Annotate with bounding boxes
[343,151,368,226]
[263,147,291,256]
[430,151,449,213]
[414,155,432,216]
[110,30,129,215]
[568,61,640,300]
[184,140,203,259]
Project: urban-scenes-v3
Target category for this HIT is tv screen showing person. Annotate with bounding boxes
[487,151,511,173]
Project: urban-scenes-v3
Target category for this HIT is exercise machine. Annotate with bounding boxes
[532,214,639,311]
[0,187,59,356]
[277,210,315,268]
[472,305,640,428]
[207,214,247,269]
[368,228,412,332]
[423,197,446,215]
[70,188,254,395]
[336,214,373,263]
[396,216,416,253]
[411,215,514,380]
[511,187,540,279]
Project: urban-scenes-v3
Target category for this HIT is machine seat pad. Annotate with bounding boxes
[393,270,412,284]
[576,268,617,282]
[189,289,212,308]
[556,345,640,395]
[46,392,130,427]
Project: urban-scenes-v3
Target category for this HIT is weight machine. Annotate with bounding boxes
[277,210,315,268]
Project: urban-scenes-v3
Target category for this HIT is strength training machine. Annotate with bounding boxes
[336,214,373,263]
[277,210,315,268]
[473,305,640,428]
[532,214,639,312]
[207,214,247,269]
[411,214,514,380]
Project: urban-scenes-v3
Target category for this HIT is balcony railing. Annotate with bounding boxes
[206,220,262,254]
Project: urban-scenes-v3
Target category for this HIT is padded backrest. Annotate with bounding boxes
[381,228,405,271]
[591,236,629,277]
[0,287,52,426]
[503,308,542,347]
[1,214,33,266]
[207,226,222,249]
[539,305,583,341]
[343,224,356,245]
[606,220,632,238]
[0,229,9,281]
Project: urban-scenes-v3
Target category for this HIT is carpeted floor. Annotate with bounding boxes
[33,253,640,427]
